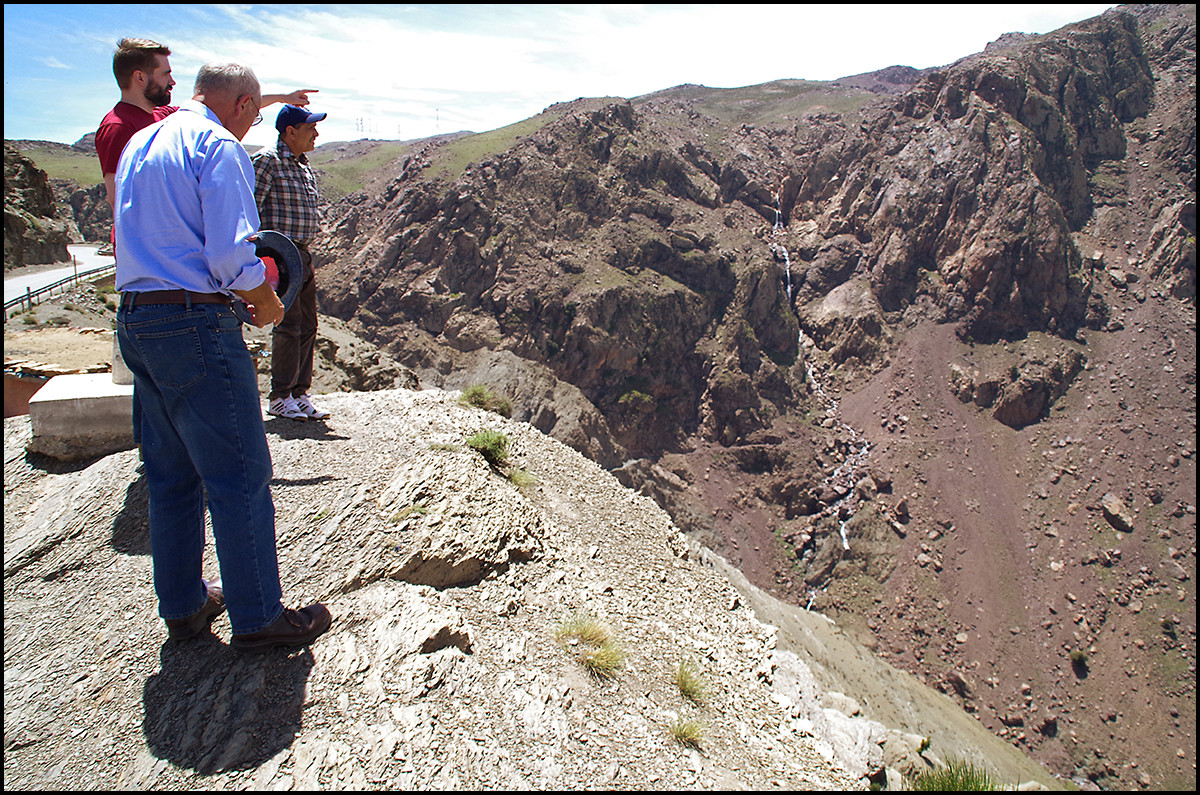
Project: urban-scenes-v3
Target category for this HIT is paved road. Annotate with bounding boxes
[4,244,115,306]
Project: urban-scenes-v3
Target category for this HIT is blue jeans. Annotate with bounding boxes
[117,300,284,634]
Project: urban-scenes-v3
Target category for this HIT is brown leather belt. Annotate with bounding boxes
[122,290,231,307]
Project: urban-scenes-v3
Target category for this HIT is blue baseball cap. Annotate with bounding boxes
[275,104,327,133]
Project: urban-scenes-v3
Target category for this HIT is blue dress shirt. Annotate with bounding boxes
[114,99,266,295]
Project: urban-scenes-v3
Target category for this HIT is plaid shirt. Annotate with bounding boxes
[252,140,321,244]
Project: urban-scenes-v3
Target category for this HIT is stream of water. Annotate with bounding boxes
[771,194,871,556]
[799,331,872,551]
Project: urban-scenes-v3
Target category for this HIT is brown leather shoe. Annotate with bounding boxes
[230,603,332,653]
[165,581,226,640]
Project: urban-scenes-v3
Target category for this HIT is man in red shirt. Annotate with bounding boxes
[95,39,178,212]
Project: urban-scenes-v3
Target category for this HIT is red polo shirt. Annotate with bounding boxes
[96,102,178,175]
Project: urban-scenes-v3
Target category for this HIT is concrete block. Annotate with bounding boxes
[112,334,134,385]
[27,373,135,461]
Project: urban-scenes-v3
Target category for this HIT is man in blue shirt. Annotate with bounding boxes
[115,62,331,652]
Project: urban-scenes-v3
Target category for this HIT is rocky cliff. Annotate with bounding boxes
[3,143,71,268]
[312,5,1195,788]
[59,181,112,243]
[5,138,118,245]
[317,5,1192,466]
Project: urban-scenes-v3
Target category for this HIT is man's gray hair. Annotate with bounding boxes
[194,62,260,99]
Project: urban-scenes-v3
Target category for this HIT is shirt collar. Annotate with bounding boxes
[180,98,223,126]
[275,138,308,164]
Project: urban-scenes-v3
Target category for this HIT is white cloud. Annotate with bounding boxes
[1,2,1118,146]
[38,56,73,70]
[191,5,598,146]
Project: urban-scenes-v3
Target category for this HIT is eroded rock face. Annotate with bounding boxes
[949,337,1088,429]
[62,182,111,243]
[0,391,879,790]
[1143,200,1197,301]
[350,449,547,590]
[4,143,71,268]
[315,8,1177,472]
[304,22,1194,788]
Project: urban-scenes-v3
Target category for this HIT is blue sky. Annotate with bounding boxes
[4,4,1116,150]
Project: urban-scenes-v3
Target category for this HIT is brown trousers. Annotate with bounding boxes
[270,245,318,400]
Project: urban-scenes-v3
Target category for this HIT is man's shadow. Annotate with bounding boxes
[111,472,151,556]
[112,461,341,557]
[142,633,314,774]
[264,417,349,442]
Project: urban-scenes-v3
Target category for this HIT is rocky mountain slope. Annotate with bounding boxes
[5,388,1071,790]
[308,4,1195,789]
[3,143,71,268]
[3,139,112,246]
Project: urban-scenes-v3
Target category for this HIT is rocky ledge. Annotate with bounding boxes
[3,387,1060,790]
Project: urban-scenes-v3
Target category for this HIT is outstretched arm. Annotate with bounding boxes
[262,89,318,107]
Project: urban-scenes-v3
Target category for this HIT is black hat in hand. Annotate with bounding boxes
[233,230,305,324]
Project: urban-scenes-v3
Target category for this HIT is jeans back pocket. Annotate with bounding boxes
[136,326,207,390]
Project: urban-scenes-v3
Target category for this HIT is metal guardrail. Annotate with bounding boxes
[4,260,117,318]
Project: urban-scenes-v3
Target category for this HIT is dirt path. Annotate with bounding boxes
[3,326,113,372]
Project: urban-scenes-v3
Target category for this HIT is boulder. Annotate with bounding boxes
[1100,492,1136,533]
[880,730,934,780]
[367,448,547,588]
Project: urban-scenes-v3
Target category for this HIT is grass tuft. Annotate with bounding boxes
[466,429,510,469]
[668,717,706,749]
[555,612,612,646]
[507,467,538,488]
[581,642,626,680]
[460,384,513,417]
[911,758,998,791]
[390,502,428,524]
[555,612,625,680]
[675,659,709,705]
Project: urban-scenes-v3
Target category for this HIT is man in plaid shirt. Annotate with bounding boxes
[253,104,331,421]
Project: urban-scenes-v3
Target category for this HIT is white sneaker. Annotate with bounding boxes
[267,396,307,421]
[293,394,330,420]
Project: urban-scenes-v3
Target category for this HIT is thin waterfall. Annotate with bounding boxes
[771,192,793,300]
[773,244,794,301]
[767,185,871,555]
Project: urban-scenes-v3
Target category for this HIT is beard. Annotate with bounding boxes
[144,83,172,107]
